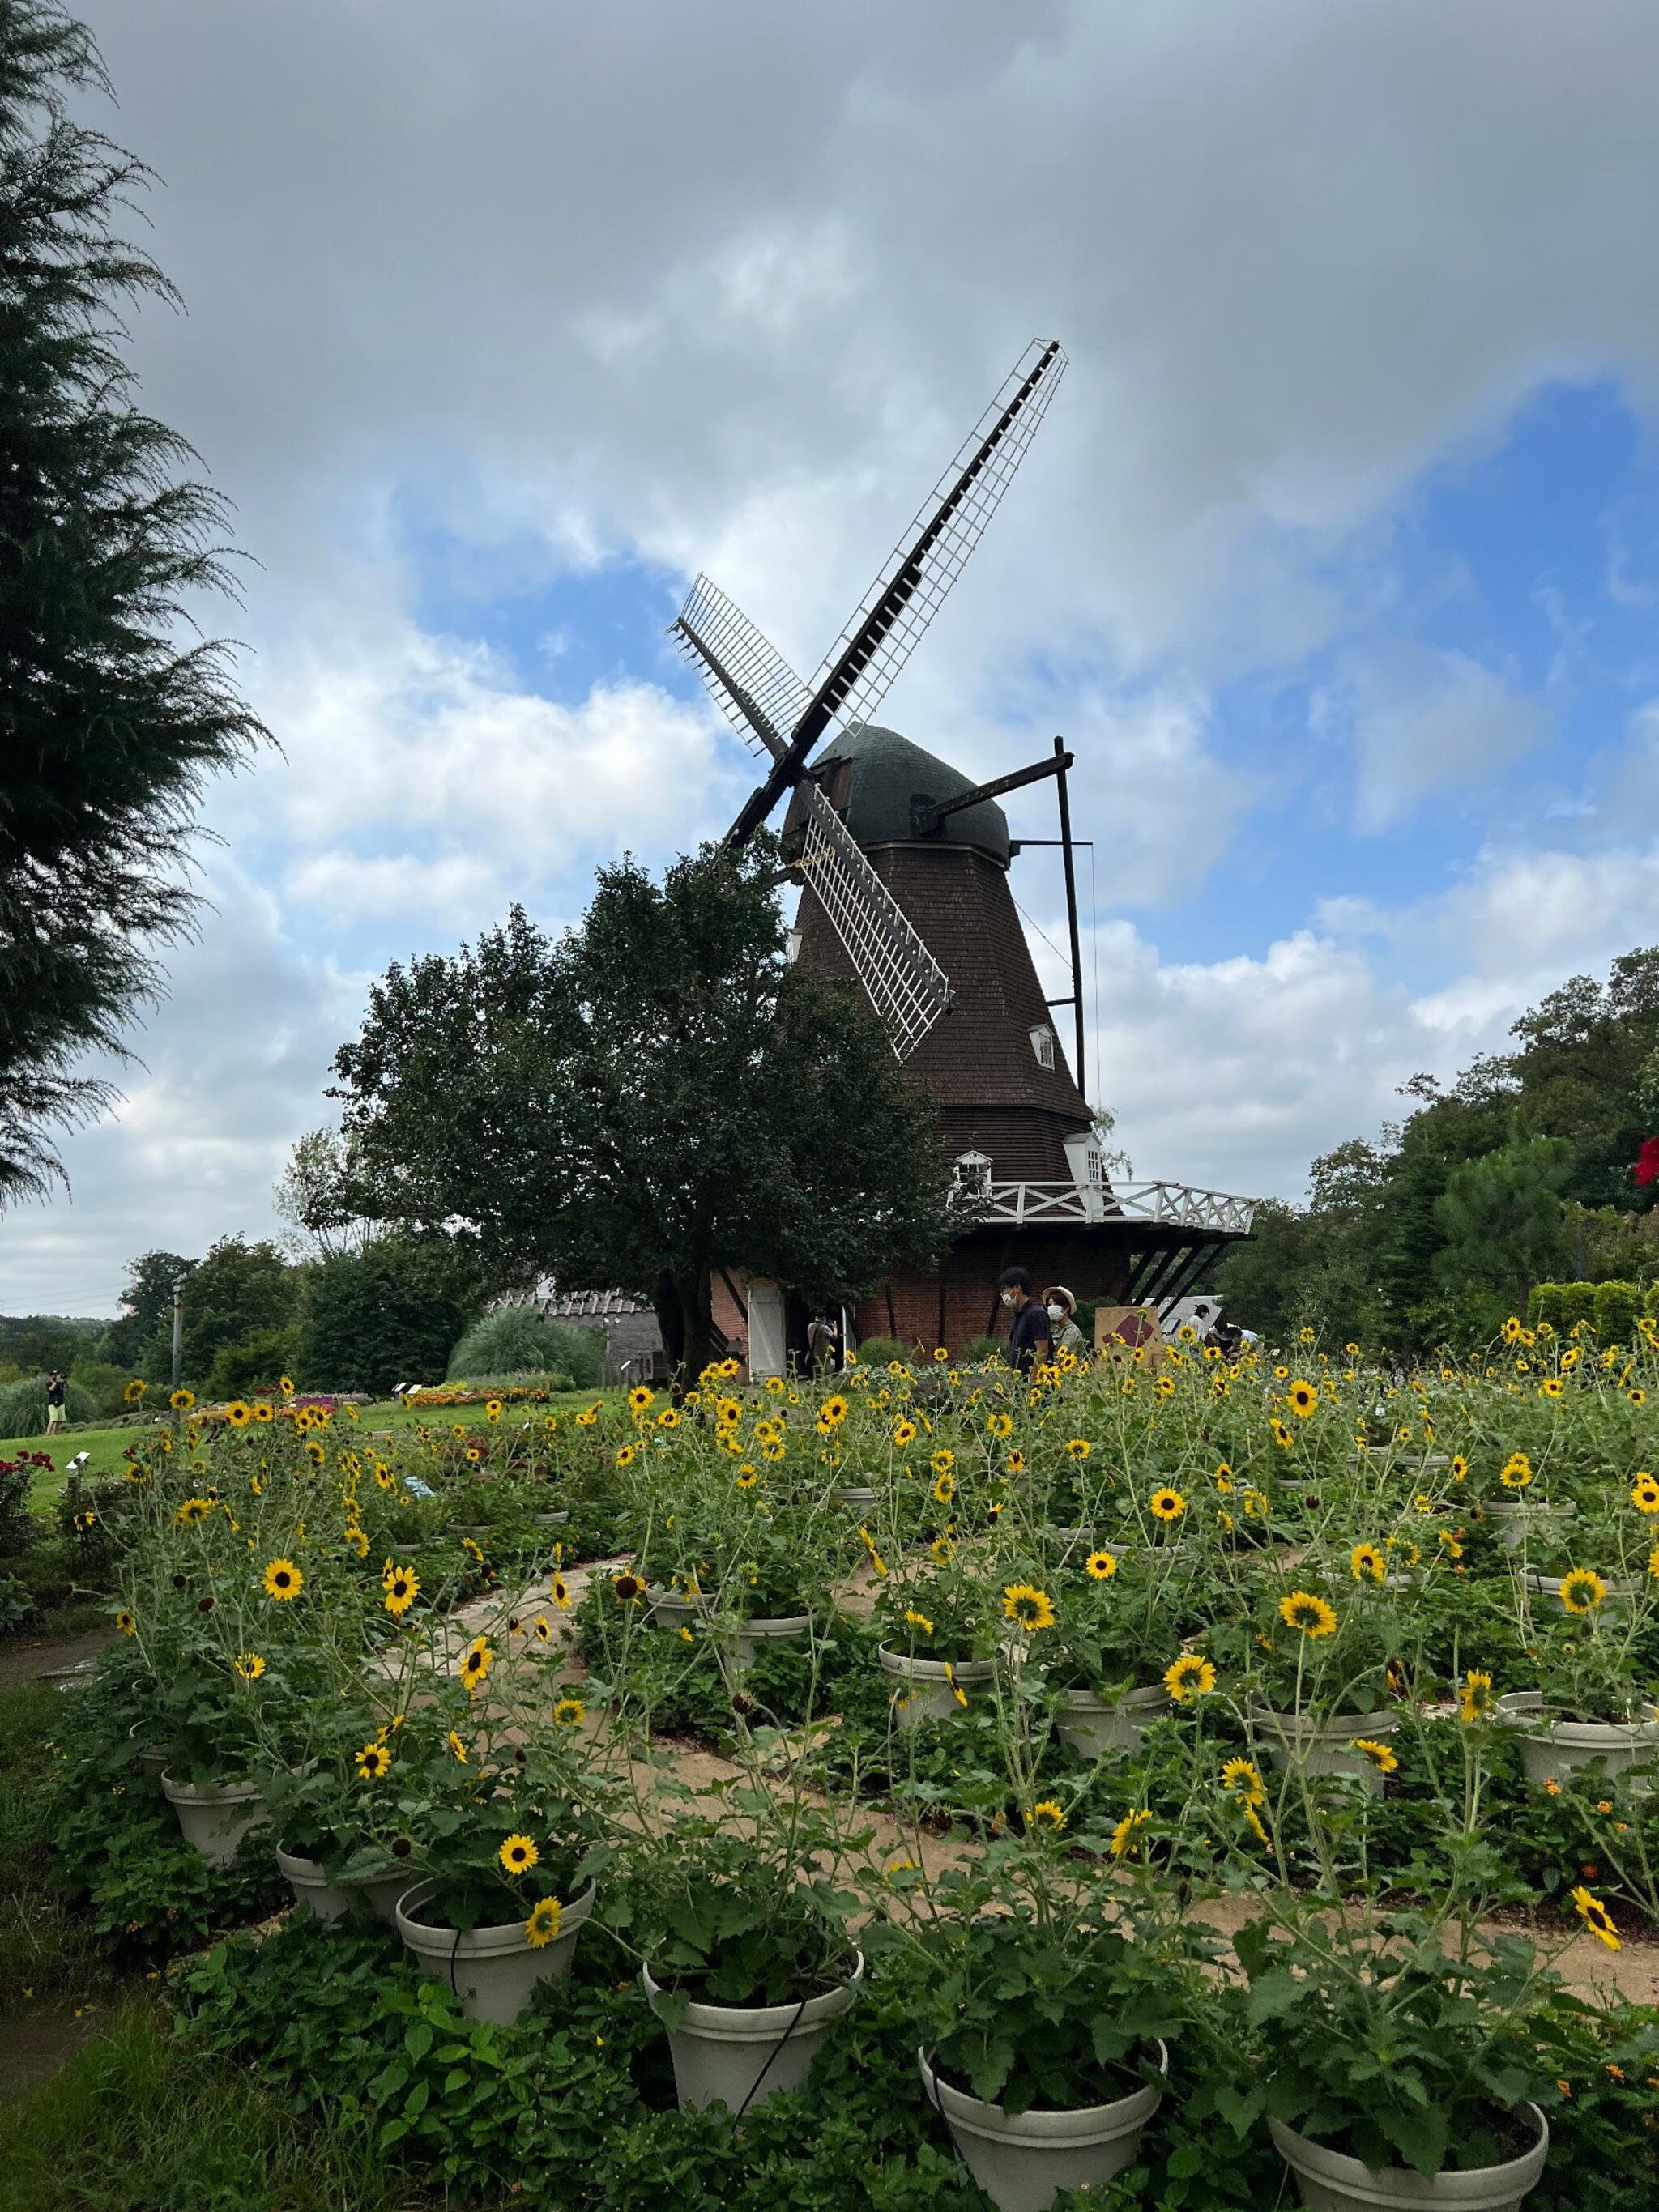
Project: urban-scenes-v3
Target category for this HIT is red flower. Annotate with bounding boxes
[1635,1136,1659,1187]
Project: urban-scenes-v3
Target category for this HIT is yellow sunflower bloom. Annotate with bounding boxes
[1164,1653,1216,1703]
[262,1558,302,1601]
[1458,1668,1495,1723]
[1350,1737,1398,1774]
[1570,1885,1621,1952]
[1149,1487,1186,1523]
[498,1834,539,1876]
[1085,1549,1118,1580]
[1558,1567,1606,1616]
[1287,1379,1318,1417]
[460,1634,494,1690]
[1109,1808,1152,1860]
[1029,1800,1066,1831]
[1002,1583,1056,1633]
[1278,1590,1337,1639]
[1350,1542,1386,1586]
[525,1895,563,1949]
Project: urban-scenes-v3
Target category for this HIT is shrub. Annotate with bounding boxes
[294,1237,474,1398]
[204,1327,298,1402]
[1648,1281,1659,1319]
[849,1335,909,1366]
[448,1307,603,1390]
[1593,1279,1642,1349]
[1530,1282,1564,1331]
[0,1372,99,1434]
[69,1358,137,1419]
[961,1334,1003,1363]
[1557,1281,1597,1336]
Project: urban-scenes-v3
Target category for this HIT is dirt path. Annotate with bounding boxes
[0,1628,113,1693]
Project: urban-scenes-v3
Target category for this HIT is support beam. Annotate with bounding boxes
[911,748,1073,837]
[1054,735,1085,1100]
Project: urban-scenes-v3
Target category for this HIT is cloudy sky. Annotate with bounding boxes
[10,0,1659,1316]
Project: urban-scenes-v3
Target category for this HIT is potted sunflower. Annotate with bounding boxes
[1038,1548,1208,1759]
[1236,1572,1401,1793]
[1497,1596,1659,1788]
[872,1551,999,1727]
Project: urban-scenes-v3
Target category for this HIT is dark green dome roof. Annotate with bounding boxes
[812,722,1010,867]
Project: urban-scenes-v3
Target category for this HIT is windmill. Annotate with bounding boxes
[672,342,1257,1366]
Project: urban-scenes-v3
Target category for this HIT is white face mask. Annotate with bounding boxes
[1046,1304,1066,1323]
[1000,1291,1017,1308]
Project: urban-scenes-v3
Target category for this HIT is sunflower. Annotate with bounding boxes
[1269,1418,1293,1450]
[931,1449,956,1476]
[1649,1545,1659,1580]
[615,1443,638,1468]
[1500,1452,1533,1489]
[262,1558,302,1601]
[1278,1590,1337,1639]
[552,1696,586,1728]
[761,1440,787,1462]
[1220,1755,1264,1805]
[731,1464,760,1493]
[1630,1389,1647,1407]
[1149,1487,1186,1523]
[1164,1653,1216,1703]
[114,1609,137,1637]
[1449,1455,1468,1481]
[174,1497,212,1526]
[1570,1885,1622,1953]
[903,1609,934,1636]
[122,1379,147,1403]
[1154,1375,1175,1400]
[986,1412,1013,1439]
[627,1386,655,1413]
[1002,1582,1056,1632]
[1458,1668,1495,1723]
[355,1739,393,1780]
[1558,1567,1606,1615]
[460,1634,494,1690]
[819,1396,848,1428]
[254,1402,275,1424]
[612,1572,644,1605]
[1287,1379,1318,1417]
[484,1399,502,1422]
[1350,1542,1386,1586]
[1631,1473,1659,1514]
[1064,1437,1091,1460]
[1109,1808,1151,1860]
[1029,1799,1066,1831]
[1085,1549,1118,1580]
[1350,1737,1398,1775]
[932,1470,956,1505]
[524,1894,564,1949]
[889,1419,918,1450]
[305,1438,326,1466]
[447,1730,468,1762]
[225,1400,252,1427]
[169,1388,195,1411]
[499,1834,539,1876]
[1539,1377,1563,1400]
[656,1408,681,1430]
[1006,1450,1027,1476]
[229,1650,264,1681]
[383,1565,420,1617]
[1242,1802,1272,1845]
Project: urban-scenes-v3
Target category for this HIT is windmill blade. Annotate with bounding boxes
[727,339,1067,845]
[671,573,810,764]
[795,782,950,1061]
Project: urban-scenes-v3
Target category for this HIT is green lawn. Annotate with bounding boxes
[6,1388,625,1510]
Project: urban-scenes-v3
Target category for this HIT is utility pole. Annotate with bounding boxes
[170,1285,183,1416]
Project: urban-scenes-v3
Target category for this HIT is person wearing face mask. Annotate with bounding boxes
[996,1265,1051,1375]
[1042,1286,1086,1361]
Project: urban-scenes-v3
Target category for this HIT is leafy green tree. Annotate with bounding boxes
[331,840,964,1380]
[0,2,266,1202]
[447,1306,603,1389]
[99,1248,195,1368]
[1432,1128,1570,1317]
[292,1236,476,1399]
[1506,948,1659,1208]
[175,1237,296,1386]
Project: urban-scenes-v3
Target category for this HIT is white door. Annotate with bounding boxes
[748,1281,786,1380]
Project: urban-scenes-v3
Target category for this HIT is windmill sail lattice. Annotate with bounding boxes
[795,782,951,1061]
[672,339,1067,1063]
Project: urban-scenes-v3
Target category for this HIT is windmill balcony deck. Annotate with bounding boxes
[979,1178,1257,1236]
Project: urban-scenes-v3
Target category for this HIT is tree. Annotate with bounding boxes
[273,1128,379,1257]
[0,3,267,1203]
[100,1247,194,1368]
[331,840,965,1381]
[292,1235,478,1399]
[175,1236,296,1385]
[1434,1128,1571,1316]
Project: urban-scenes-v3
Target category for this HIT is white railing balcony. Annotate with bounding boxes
[981,1178,1258,1235]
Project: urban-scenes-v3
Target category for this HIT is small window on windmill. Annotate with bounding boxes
[784,928,803,965]
[1029,1023,1056,1069]
[953,1149,992,1196]
[822,758,854,815]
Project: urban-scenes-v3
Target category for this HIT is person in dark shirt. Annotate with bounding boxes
[45,1369,67,1434]
[997,1266,1051,1374]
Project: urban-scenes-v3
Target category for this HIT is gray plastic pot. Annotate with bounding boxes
[1051,1680,1166,1760]
[1484,1499,1575,1554]
[918,2042,1166,2211]
[1269,2106,1547,2210]
[830,1485,876,1507]
[642,1953,862,2113]
[1496,1690,1659,1788]
[877,1643,996,1728]
[532,1510,570,1528]
[276,1844,412,1924]
[1251,1708,1399,1796]
[1521,1569,1642,1611]
[128,1721,167,1777]
[394,1878,595,2025]
[730,1613,812,1673]
[160,1774,267,1865]
[648,1586,715,1630]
